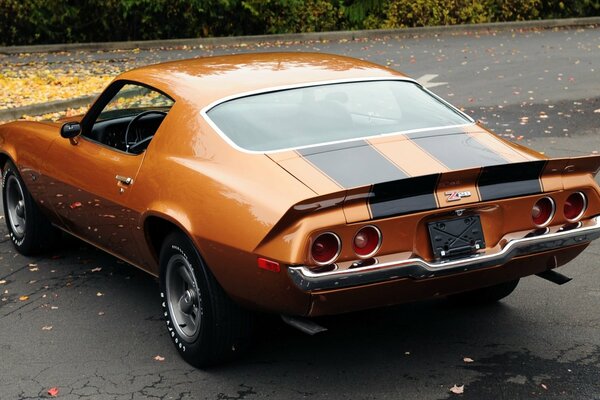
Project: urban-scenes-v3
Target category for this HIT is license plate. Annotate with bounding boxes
[428,215,485,259]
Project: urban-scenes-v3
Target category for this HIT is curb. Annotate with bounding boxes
[0,95,96,122]
[1,17,599,55]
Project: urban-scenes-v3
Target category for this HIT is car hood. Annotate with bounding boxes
[268,125,544,195]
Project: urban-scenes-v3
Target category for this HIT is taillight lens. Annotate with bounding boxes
[310,232,341,265]
[564,192,586,221]
[352,225,382,258]
[532,197,555,227]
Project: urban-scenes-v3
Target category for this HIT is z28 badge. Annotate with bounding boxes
[445,190,472,202]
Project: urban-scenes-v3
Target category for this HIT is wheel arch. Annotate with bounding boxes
[143,213,190,265]
[0,151,15,171]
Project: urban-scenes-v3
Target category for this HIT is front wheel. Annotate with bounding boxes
[448,279,520,305]
[159,231,254,368]
[2,160,58,255]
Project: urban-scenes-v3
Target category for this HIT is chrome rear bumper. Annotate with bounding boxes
[288,216,600,291]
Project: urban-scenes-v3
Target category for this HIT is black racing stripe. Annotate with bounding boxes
[369,174,439,219]
[297,140,366,156]
[298,141,408,188]
[478,161,546,201]
[413,133,509,170]
[405,126,469,140]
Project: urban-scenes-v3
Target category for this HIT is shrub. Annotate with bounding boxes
[242,0,342,34]
[0,0,598,46]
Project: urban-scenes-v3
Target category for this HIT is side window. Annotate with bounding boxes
[85,83,174,154]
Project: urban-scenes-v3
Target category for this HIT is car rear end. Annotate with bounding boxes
[202,77,600,317]
[276,156,600,315]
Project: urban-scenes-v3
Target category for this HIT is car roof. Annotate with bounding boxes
[116,52,407,108]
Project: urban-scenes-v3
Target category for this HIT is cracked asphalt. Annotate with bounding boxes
[1,25,600,399]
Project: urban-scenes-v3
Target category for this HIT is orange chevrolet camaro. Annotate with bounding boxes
[1,53,600,367]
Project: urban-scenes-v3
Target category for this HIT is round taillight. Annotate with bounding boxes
[310,232,341,266]
[564,192,586,222]
[352,225,382,258]
[532,197,555,227]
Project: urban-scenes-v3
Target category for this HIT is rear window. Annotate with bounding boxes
[206,80,471,152]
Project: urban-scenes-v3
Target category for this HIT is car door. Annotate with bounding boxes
[43,81,174,263]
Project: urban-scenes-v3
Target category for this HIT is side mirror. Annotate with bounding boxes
[60,122,81,139]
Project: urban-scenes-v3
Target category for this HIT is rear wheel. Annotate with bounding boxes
[448,279,519,305]
[2,160,58,255]
[159,231,254,368]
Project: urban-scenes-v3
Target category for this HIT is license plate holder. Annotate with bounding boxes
[428,215,485,259]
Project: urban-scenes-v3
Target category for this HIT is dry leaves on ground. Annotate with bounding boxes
[0,68,113,110]
[449,384,464,395]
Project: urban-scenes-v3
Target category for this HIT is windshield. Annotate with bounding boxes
[206,80,471,152]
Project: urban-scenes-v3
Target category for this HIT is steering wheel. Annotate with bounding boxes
[128,135,154,154]
[124,110,167,152]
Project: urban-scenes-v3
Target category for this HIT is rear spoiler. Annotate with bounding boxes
[292,155,600,223]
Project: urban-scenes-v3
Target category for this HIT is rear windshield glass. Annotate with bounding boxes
[206,80,471,152]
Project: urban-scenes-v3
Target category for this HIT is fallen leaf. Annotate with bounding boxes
[463,357,474,363]
[48,387,59,397]
[541,383,548,390]
[154,355,165,361]
[29,267,39,272]
[96,292,103,297]
[51,306,59,310]
[19,295,29,301]
[594,109,600,113]
[42,325,53,330]
[449,384,464,394]
[98,311,105,316]
[90,267,102,273]
[0,280,6,285]
[28,263,37,267]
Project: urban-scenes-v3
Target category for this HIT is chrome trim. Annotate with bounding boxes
[310,232,342,266]
[564,192,587,223]
[288,216,600,291]
[533,196,556,228]
[353,225,382,259]
[199,77,476,155]
[115,175,133,185]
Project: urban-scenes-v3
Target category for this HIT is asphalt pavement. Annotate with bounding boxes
[1,25,600,399]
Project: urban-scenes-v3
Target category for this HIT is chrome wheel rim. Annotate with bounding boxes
[5,175,26,239]
[165,254,201,341]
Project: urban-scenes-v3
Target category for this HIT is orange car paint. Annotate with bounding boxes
[1,53,599,317]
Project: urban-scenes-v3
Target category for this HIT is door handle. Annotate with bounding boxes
[115,175,133,185]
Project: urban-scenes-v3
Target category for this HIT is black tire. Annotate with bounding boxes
[448,279,520,305]
[159,231,254,368]
[2,160,58,255]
